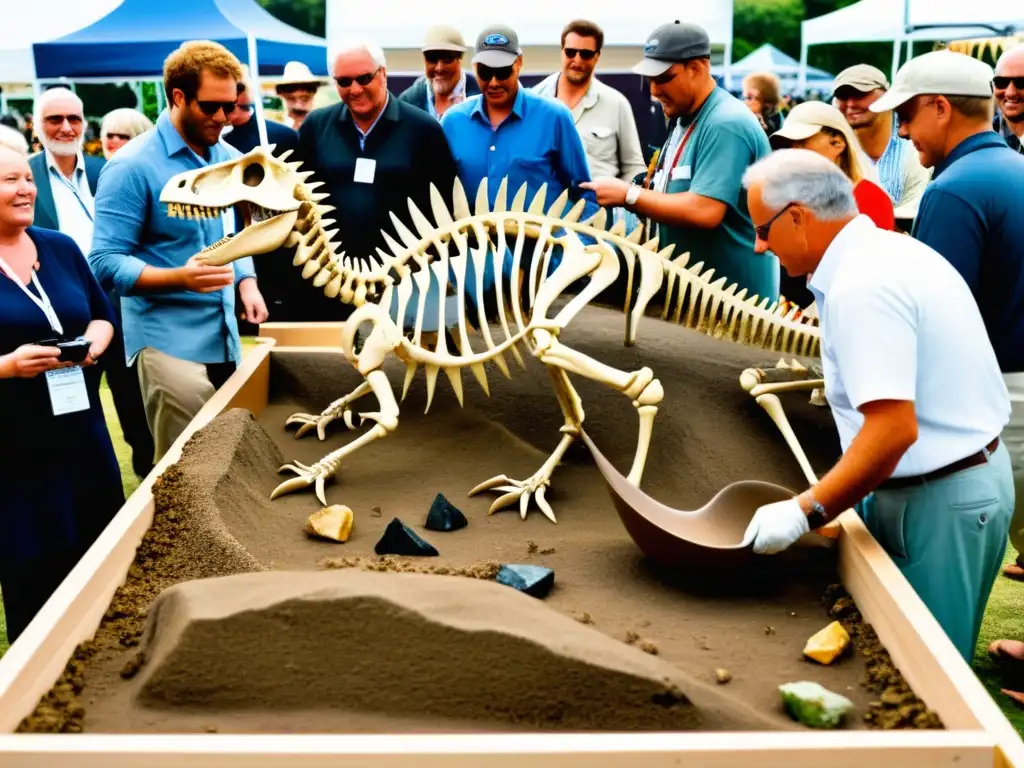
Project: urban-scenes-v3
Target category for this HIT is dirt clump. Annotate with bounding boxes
[823,583,943,730]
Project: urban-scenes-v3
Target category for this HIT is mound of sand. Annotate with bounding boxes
[133,569,785,732]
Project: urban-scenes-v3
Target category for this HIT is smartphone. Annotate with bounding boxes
[56,339,92,363]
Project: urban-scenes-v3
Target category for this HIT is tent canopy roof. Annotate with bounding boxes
[803,0,1023,46]
[33,0,328,80]
[732,43,832,78]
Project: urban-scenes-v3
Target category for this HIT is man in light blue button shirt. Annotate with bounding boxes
[89,41,268,462]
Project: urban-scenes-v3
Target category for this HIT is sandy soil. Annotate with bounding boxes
[18,304,941,734]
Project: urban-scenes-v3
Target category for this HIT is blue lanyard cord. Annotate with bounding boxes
[49,166,94,222]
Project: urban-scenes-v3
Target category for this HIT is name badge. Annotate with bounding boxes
[671,165,692,181]
[354,157,376,184]
[46,366,90,416]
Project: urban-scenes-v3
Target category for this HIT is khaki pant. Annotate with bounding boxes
[136,347,219,463]
[1004,372,1024,564]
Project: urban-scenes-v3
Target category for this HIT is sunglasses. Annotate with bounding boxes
[425,51,461,64]
[755,202,798,241]
[334,68,380,88]
[477,64,514,82]
[563,47,598,61]
[195,100,238,117]
[649,69,678,86]
[105,132,131,141]
[43,114,83,127]
[993,76,1024,89]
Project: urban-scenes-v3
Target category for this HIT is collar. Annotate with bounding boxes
[932,131,1009,180]
[156,110,193,158]
[44,147,85,177]
[541,73,600,110]
[807,215,873,299]
[471,86,526,125]
[340,92,399,126]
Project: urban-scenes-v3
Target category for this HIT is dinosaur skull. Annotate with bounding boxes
[159,147,302,266]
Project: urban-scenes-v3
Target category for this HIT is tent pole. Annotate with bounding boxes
[798,33,809,95]
[891,38,901,80]
[246,33,269,148]
[723,39,733,91]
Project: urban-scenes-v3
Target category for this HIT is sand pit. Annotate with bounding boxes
[18,304,942,735]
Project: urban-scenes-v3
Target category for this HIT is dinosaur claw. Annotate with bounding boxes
[535,486,557,524]
[488,490,521,515]
[470,474,511,496]
[315,476,327,506]
[270,475,314,499]
[294,422,317,439]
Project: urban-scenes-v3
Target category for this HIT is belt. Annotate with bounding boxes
[878,437,1000,490]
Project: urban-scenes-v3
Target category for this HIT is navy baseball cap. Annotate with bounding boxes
[633,21,712,77]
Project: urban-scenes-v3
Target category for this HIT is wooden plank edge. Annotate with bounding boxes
[0,341,276,732]
[0,730,997,768]
[258,322,344,348]
[838,511,1024,765]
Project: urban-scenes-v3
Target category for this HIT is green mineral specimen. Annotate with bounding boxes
[779,681,853,728]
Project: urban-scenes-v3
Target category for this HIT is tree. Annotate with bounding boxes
[257,0,325,37]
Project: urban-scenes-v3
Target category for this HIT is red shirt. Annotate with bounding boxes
[853,179,895,231]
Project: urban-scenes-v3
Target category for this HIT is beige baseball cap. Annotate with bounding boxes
[832,64,890,94]
[422,25,468,53]
[870,50,995,113]
[770,101,860,149]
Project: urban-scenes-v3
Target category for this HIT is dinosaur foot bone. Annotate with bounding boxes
[272,459,338,506]
[285,381,374,440]
[469,473,558,524]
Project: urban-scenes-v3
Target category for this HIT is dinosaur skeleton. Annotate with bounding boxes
[159,146,821,522]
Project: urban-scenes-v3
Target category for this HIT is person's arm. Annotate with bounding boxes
[911,187,985,290]
[554,110,599,218]
[72,238,117,362]
[616,97,648,183]
[899,151,932,212]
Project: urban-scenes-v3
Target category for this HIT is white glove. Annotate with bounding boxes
[742,498,811,555]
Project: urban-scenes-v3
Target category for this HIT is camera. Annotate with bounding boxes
[38,337,92,364]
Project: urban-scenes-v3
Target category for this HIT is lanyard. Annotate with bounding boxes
[49,166,94,222]
[648,121,697,190]
[0,255,64,335]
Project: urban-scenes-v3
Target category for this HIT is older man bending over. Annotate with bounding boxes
[741,149,1012,663]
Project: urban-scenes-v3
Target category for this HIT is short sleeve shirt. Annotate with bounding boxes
[652,88,777,302]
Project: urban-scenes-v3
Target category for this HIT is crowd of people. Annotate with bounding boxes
[0,19,1023,712]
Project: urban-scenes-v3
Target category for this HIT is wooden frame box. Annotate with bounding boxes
[1,326,1022,767]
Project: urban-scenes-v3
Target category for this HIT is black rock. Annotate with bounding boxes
[424,493,468,532]
[374,518,439,557]
[496,564,555,599]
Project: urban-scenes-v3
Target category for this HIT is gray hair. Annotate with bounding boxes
[331,39,387,71]
[0,124,28,155]
[743,149,859,220]
[33,86,84,130]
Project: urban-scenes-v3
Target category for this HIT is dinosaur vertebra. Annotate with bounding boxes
[160,147,820,522]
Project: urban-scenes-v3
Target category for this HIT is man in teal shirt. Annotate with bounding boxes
[583,21,777,302]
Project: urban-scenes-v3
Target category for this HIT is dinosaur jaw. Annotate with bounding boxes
[167,201,299,266]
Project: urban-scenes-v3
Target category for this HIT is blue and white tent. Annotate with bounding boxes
[731,44,834,93]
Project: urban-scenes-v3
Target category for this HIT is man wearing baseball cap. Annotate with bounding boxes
[398,25,480,120]
[879,50,1024,601]
[832,63,930,221]
[582,21,776,303]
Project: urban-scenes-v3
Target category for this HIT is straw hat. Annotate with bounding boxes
[275,61,324,90]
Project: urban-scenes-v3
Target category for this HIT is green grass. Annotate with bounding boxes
[1,344,1022,741]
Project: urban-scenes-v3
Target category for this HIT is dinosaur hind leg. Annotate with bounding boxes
[469,366,585,524]
[285,381,374,440]
[533,329,663,486]
[273,370,399,505]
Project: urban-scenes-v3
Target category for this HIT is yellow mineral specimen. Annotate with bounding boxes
[306,505,354,542]
[803,620,850,665]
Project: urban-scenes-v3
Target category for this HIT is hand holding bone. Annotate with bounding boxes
[743,498,810,555]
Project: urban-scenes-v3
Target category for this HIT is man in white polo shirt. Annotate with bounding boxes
[740,149,1012,662]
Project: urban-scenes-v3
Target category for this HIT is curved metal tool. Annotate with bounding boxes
[578,430,798,569]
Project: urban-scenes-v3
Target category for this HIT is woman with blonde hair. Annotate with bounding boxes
[99,108,153,159]
[742,72,783,133]
[770,101,895,231]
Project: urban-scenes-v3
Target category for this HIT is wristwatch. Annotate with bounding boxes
[625,183,642,207]
[802,495,829,531]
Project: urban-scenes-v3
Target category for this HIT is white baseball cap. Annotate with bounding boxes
[870,50,994,113]
[770,101,858,147]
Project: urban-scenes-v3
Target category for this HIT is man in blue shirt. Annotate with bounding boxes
[89,40,268,463]
[440,23,598,311]
[870,50,1024,603]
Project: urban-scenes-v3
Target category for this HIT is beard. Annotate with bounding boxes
[431,75,456,97]
[42,134,82,157]
[182,114,220,148]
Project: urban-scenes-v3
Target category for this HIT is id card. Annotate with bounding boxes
[354,157,376,184]
[45,366,89,416]
[671,165,692,181]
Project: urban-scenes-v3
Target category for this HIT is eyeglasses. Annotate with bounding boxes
[563,47,598,61]
[425,51,461,64]
[43,114,83,127]
[195,100,238,117]
[993,76,1024,90]
[755,202,798,241]
[477,64,514,82]
[105,132,131,141]
[334,68,380,88]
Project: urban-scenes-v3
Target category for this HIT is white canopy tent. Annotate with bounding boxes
[325,0,735,81]
[798,0,1023,92]
[731,44,834,94]
[0,1,123,86]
